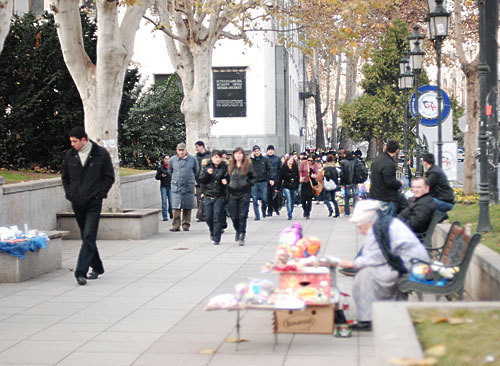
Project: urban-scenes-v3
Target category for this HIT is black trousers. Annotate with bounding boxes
[72,198,104,278]
[228,193,250,235]
[267,183,280,215]
[203,196,226,242]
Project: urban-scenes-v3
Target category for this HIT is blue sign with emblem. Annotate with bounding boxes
[410,85,451,127]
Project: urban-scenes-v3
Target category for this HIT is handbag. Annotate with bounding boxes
[310,179,323,197]
[324,178,337,191]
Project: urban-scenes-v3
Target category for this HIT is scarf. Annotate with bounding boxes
[373,210,408,274]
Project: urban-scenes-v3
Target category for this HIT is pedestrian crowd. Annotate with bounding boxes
[154,139,455,249]
[61,127,457,334]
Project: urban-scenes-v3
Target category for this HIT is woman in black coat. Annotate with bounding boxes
[323,154,340,217]
[276,155,300,220]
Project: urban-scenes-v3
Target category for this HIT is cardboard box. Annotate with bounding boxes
[273,305,334,334]
[278,271,331,305]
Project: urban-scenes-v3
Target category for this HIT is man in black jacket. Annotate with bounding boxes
[62,127,115,286]
[340,151,362,216]
[195,140,211,222]
[398,178,438,235]
[422,153,455,213]
[368,140,402,216]
[197,150,228,245]
[266,145,282,216]
[250,145,272,220]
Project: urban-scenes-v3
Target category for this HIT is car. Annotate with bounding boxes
[458,147,465,162]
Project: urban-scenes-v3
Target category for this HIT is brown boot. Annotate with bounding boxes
[170,209,181,231]
[182,209,192,231]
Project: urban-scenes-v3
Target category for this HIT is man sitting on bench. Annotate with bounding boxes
[398,178,438,236]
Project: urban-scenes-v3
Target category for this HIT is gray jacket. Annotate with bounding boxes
[168,154,199,209]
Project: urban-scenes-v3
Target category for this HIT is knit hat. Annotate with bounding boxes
[266,145,275,151]
[349,200,383,225]
[252,145,261,151]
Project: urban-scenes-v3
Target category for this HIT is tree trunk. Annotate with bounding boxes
[367,137,378,161]
[314,83,325,149]
[50,0,148,211]
[463,68,479,194]
[331,55,342,150]
[0,0,13,54]
[176,43,214,154]
[339,54,358,150]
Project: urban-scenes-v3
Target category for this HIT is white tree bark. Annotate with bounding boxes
[50,0,149,211]
[453,0,479,194]
[155,0,261,154]
[0,0,13,54]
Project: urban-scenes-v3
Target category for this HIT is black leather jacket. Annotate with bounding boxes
[250,155,270,182]
[197,161,228,198]
[155,165,171,187]
[277,163,300,190]
[398,193,438,234]
[227,163,257,196]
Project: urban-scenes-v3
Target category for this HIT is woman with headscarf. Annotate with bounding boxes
[339,200,429,331]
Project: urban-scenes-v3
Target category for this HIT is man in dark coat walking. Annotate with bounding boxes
[62,126,115,286]
[398,178,438,235]
[265,145,282,216]
[250,145,272,220]
[368,140,402,216]
[340,151,362,216]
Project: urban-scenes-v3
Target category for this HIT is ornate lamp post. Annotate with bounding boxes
[408,25,425,177]
[426,0,450,168]
[477,0,492,232]
[399,55,414,182]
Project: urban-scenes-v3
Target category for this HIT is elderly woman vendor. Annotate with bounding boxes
[339,200,429,331]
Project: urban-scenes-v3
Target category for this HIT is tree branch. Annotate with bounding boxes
[143,14,188,45]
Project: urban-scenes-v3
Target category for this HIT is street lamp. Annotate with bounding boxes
[408,25,425,177]
[399,55,414,182]
[477,0,492,232]
[426,0,450,168]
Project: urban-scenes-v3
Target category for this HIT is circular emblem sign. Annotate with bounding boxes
[410,85,451,127]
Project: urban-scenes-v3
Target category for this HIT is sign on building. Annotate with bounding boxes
[213,68,246,117]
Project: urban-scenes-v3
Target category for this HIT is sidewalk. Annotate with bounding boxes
[0,203,373,366]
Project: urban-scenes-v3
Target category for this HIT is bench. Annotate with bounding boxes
[0,230,68,282]
[418,210,446,250]
[425,221,461,260]
[398,224,482,301]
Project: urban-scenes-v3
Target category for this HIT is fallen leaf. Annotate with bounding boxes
[425,344,447,357]
[174,247,188,250]
[225,338,248,343]
[389,357,438,365]
[413,318,425,324]
[448,317,465,325]
[199,349,216,354]
[430,316,449,324]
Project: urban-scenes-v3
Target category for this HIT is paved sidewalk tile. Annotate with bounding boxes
[0,203,378,365]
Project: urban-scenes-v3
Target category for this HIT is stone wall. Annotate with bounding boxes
[0,172,160,231]
[433,223,500,301]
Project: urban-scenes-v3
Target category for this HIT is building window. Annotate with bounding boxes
[212,67,247,118]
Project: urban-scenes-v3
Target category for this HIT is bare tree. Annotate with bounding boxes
[49,0,150,211]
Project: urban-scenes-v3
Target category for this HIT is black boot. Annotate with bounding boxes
[238,233,245,246]
[235,231,240,243]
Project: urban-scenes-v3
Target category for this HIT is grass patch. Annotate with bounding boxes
[448,203,500,254]
[410,308,500,366]
[0,167,151,184]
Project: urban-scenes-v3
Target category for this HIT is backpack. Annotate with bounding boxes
[354,161,368,184]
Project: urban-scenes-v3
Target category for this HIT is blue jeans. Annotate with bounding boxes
[160,186,173,220]
[433,198,454,212]
[202,196,226,242]
[324,190,339,216]
[251,181,268,219]
[344,184,358,215]
[282,188,296,219]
